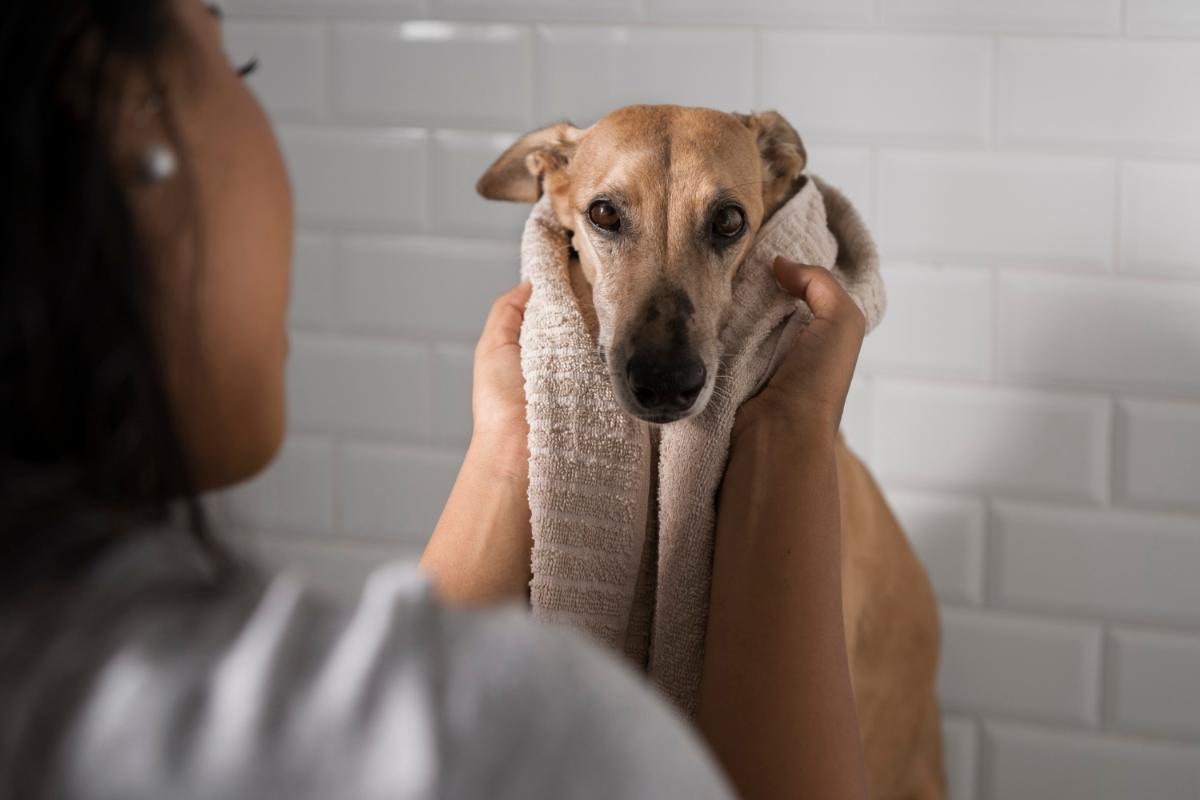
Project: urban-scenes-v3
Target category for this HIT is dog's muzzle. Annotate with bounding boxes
[625,352,707,419]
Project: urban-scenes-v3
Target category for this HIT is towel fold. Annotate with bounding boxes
[520,175,884,715]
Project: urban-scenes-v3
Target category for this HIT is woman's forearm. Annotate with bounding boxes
[419,434,532,606]
[696,419,867,800]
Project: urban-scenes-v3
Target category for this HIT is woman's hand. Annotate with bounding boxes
[471,282,533,456]
[420,282,534,606]
[736,257,866,441]
[697,257,869,799]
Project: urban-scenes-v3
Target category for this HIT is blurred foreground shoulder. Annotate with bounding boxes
[1,538,731,800]
[437,598,735,800]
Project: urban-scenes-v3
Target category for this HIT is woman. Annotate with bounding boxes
[0,1,868,798]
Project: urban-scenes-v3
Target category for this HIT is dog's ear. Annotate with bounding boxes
[476,122,586,203]
[736,110,808,216]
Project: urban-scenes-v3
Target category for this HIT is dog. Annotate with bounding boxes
[477,104,944,800]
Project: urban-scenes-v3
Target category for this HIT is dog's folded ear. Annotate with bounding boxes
[476,122,586,203]
[736,111,808,216]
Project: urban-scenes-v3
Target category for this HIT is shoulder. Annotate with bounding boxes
[436,602,733,800]
[5,556,731,800]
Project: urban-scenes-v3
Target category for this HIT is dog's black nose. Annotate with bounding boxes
[627,355,707,414]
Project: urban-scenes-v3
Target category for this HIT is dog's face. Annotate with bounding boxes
[477,105,806,424]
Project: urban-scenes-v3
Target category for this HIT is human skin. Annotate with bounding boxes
[116,0,293,489]
[116,0,528,513]
[694,257,870,800]
[122,2,864,794]
[422,257,871,798]
[419,282,536,605]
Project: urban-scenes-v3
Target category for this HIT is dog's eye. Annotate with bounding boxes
[712,205,746,239]
[588,200,621,232]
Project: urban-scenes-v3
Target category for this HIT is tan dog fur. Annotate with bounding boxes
[479,105,944,800]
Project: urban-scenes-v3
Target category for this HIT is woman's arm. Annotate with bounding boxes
[419,434,531,606]
[420,283,535,606]
[695,258,869,800]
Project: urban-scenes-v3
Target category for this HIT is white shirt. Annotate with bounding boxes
[0,526,734,800]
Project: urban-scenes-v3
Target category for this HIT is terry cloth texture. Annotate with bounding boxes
[519,175,884,716]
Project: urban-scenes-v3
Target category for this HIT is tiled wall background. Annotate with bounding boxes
[215,1,1200,797]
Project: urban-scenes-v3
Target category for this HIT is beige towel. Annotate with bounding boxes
[520,175,884,715]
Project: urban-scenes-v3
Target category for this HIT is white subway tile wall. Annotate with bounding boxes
[759,33,991,145]
[872,381,1111,502]
[1110,628,1200,740]
[877,151,1116,269]
[942,716,979,800]
[996,39,1200,156]
[1116,398,1200,512]
[646,0,873,27]
[219,4,1200,796]
[998,273,1200,394]
[1121,161,1200,279]
[1126,0,1200,37]
[985,722,1200,800]
[888,491,987,605]
[429,130,528,237]
[535,26,755,123]
[883,0,1122,34]
[858,263,993,378]
[939,608,1104,727]
[333,22,533,129]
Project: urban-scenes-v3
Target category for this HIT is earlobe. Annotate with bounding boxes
[736,110,808,216]
[476,121,585,203]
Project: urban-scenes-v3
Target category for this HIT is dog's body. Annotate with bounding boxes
[479,105,944,800]
[837,438,944,799]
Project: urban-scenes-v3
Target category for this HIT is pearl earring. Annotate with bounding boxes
[137,144,177,184]
[134,90,176,184]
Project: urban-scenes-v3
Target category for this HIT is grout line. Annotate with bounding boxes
[802,362,1200,408]
[1101,395,1116,508]
[942,592,1200,642]
[331,437,345,536]
[276,112,1200,164]
[868,145,881,243]
[988,264,1000,384]
[866,145,879,230]
[1098,625,1115,728]
[980,497,995,608]
[320,20,333,123]
[986,34,998,147]
[225,8,1200,41]
[974,712,989,800]
[967,709,1200,751]
[1110,395,1125,508]
[522,22,537,129]
[988,261,1200,287]
[1112,159,1124,274]
[422,343,435,447]
[750,26,761,110]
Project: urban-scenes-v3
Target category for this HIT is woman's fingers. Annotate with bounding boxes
[772,257,866,357]
[772,257,864,330]
[477,281,533,353]
[742,257,867,431]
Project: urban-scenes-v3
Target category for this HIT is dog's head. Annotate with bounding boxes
[477,105,806,424]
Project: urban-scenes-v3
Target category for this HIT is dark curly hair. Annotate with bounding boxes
[0,0,224,589]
